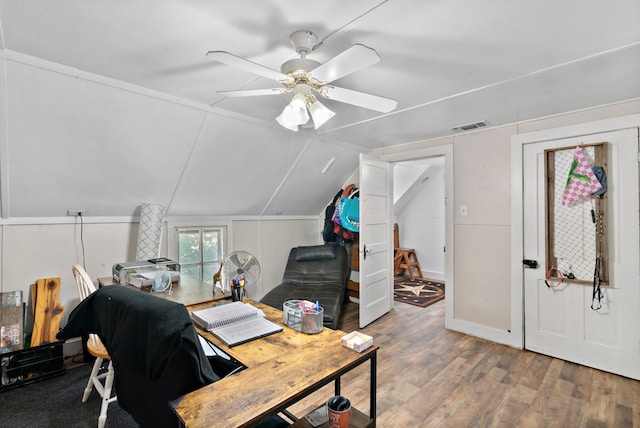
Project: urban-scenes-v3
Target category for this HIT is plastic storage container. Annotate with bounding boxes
[283,300,324,334]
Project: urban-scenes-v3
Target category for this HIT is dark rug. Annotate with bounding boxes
[393,275,445,308]
[0,361,138,427]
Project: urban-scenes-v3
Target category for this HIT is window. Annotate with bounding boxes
[175,226,225,284]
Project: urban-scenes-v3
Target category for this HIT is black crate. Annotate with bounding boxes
[0,341,65,391]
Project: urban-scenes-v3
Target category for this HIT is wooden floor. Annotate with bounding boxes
[287,298,640,427]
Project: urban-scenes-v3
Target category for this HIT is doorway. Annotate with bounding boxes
[522,129,640,379]
[511,113,640,379]
[393,156,446,282]
[380,145,454,326]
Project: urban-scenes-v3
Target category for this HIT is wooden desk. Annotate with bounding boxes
[97,275,230,307]
[173,301,377,428]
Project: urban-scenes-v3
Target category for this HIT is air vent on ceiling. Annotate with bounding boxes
[451,120,489,132]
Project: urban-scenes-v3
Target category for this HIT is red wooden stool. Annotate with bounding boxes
[394,248,423,280]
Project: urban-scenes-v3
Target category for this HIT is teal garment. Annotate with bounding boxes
[340,196,360,232]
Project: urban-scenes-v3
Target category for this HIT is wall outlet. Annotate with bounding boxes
[459,205,468,216]
[67,209,85,216]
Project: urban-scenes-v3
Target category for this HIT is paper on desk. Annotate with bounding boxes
[139,272,161,279]
[197,334,231,360]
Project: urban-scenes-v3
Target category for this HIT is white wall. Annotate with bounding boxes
[374,99,640,342]
[0,221,136,321]
[0,216,321,356]
[3,99,640,356]
[394,166,446,279]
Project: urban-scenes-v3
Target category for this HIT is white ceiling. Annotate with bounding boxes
[0,0,638,218]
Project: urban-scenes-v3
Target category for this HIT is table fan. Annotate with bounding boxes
[151,271,172,294]
[223,251,261,298]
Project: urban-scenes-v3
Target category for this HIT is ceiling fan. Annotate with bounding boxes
[206,30,398,131]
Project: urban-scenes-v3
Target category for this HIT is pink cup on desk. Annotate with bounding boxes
[327,395,351,428]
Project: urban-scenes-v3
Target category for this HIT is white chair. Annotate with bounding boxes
[72,264,117,428]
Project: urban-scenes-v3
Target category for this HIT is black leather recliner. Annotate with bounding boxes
[260,244,349,329]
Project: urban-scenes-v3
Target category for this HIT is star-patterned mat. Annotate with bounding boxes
[393,275,445,308]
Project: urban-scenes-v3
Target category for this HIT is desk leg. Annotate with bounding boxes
[331,351,376,426]
[370,352,377,426]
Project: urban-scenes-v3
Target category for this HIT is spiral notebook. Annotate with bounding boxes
[191,302,282,347]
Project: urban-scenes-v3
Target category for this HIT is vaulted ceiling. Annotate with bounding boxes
[0,1,638,218]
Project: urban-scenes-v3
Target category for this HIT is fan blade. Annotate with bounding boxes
[228,253,246,270]
[243,270,259,286]
[218,88,288,97]
[309,44,380,84]
[206,51,294,84]
[241,262,260,285]
[320,86,398,113]
[238,258,256,273]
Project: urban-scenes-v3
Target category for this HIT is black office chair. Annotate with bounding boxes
[57,286,217,427]
[58,286,288,428]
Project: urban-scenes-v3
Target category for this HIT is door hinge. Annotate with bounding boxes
[523,259,538,269]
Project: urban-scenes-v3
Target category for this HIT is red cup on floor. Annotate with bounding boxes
[327,396,351,428]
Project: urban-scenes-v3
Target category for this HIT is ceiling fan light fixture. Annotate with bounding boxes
[276,111,299,131]
[277,93,310,131]
[210,30,397,132]
[308,98,335,129]
[288,93,310,124]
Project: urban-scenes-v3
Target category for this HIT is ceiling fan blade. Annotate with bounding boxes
[309,44,381,84]
[218,88,288,97]
[321,86,398,113]
[206,51,294,84]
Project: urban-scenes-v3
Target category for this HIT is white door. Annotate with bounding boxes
[523,128,640,379]
[358,153,393,328]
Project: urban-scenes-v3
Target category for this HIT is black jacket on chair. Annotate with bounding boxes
[57,285,218,428]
